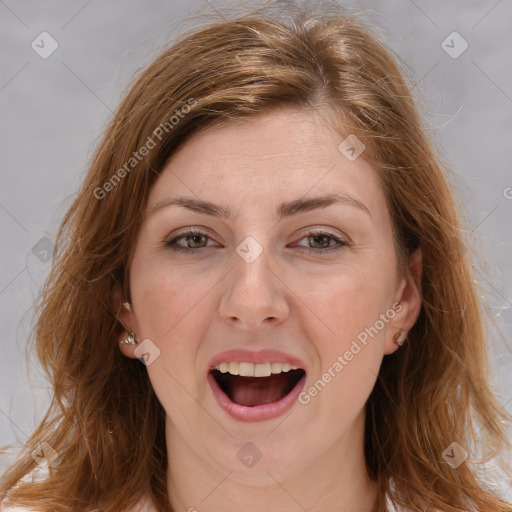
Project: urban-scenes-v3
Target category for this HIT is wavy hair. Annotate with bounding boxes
[1,1,511,511]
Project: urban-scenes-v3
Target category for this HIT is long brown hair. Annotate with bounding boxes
[1,2,510,511]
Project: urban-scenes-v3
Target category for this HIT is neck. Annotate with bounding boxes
[165,409,379,512]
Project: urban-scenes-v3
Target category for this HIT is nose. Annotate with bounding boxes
[219,240,290,331]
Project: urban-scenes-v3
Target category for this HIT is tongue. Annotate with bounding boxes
[228,374,291,407]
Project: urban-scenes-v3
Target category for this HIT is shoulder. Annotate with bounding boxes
[124,494,158,512]
[0,494,157,512]
[385,496,414,511]
[0,507,37,512]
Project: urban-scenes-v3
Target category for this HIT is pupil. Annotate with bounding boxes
[311,235,328,248]
[190,234,204,247]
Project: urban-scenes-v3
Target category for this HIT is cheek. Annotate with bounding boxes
[134,275,178,338]
[131,266,206,417]
[298,279,387,423]
[294,261,394,400]
[131,259,202,339]
[130,260,216,380]
[298,264,394,342]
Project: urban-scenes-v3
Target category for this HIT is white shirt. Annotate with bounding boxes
[0,492,157,512]
[1,495,406,512]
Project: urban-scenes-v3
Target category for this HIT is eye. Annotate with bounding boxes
[164,228,348,255]
[164,228,216,254]
[293,230,348,253]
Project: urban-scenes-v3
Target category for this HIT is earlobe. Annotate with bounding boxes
[392,329,406,347]
[384,321,409,355]
[118,329,142,359]
[384,247,423,356]
[113,285,140,359]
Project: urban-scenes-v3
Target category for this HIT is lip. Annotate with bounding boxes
[207,349,307,422]
[207,369,306,422]
[208,348,307,372]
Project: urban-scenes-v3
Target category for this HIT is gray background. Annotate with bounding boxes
[1,0,511,498]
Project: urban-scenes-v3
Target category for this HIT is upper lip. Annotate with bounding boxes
[208,348,307,373]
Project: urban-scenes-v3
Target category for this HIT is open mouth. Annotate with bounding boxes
[210,364,306,407]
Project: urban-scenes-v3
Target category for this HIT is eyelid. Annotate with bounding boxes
[164,226,350,254]
[165,227,220,246]
[166,225,349,242]
[166,226,218,241]
[296,225,351,244]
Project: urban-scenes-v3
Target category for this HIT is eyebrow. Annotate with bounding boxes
[148,192,370,220]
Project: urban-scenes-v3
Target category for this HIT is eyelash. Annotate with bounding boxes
[164,228,348,255]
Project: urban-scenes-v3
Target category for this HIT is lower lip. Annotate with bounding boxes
[207,371,306,422]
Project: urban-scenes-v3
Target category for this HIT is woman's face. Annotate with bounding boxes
[118,108,421,482]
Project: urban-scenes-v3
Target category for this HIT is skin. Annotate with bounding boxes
[115,108,422,512]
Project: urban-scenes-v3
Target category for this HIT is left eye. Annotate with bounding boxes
[164,229,347,254]
[294,231,347,252]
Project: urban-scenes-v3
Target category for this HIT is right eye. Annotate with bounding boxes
[164,228,217,254]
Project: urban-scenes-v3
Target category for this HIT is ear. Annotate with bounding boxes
[113,284,140,359]
[384,246,423,355]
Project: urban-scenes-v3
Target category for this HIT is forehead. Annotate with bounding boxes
[147,109,386,216]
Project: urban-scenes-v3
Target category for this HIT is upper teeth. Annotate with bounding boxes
[213,362,299,377]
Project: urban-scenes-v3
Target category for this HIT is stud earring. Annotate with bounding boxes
[122,302,131,311]
[393,329,407,347]
[119,331,137,346]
